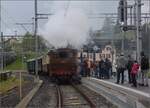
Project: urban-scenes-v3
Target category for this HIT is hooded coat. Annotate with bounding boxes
[131,63,140,74]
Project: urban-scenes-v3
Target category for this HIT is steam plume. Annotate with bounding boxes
[41,9,90,49]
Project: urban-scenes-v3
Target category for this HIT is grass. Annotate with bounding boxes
[4,52,38,71]
[5,57,26,70]
[0,77,24,94]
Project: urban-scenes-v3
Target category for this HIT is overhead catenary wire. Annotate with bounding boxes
[1,6,26,33]
[1,0,150,36]
[1,0,150,1]
[1,19,15,33]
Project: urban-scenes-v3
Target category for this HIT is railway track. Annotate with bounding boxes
[27,77,117,108]
[28,78,95,108]
[27,77,57,108]
[56,84,96,108]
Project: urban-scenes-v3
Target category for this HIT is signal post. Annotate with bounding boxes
[118,0,142,63]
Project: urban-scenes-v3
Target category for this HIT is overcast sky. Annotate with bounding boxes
[1,0,150,35]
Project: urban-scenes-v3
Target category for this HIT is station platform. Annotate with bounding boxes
[82,77,150,108]
[106,77,150,94]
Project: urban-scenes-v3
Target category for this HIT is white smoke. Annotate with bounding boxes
[41,9,90,49]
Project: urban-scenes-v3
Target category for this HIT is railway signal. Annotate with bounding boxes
[118,0,127,26]
[118,0,143,62]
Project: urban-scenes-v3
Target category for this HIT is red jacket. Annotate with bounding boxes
[131,63,140,74]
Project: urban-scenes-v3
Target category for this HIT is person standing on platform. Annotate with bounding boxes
[94,61,99,78]
[126,55,134,84]
[140,52,149,87]
[87,59,91,77]
[83,57,87,77]
[105,58,112,79]
[116,53,127,84]
[90,61,95,77]
[131,60,140,87]
[99,59,105,79]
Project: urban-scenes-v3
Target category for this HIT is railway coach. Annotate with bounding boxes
[26,48,81,83]
[26,57,42,75]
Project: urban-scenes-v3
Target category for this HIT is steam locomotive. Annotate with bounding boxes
[26,48,81,83]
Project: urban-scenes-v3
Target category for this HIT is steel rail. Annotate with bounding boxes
[71,84,96,108]
[56,85,63,108]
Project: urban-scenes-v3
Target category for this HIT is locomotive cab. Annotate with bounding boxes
[48,48,79,83]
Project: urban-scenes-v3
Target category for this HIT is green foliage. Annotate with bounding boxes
[22,32,35,52]
[4,52,40,70]
[0,77,24,94]
[22,32,48,52]
[5,56,26,70]
[102,17,114,33]
[124,30,135,40]
[2,32,49,71]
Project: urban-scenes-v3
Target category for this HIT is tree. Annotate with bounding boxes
[101,17,115,35]
[22,32,48,53]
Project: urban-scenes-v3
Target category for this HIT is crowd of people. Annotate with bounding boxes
[116,51,149,87]
[79,51,149,88]
[80,56,112,79]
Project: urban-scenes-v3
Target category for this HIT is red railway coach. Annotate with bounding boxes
[42,48,81,83]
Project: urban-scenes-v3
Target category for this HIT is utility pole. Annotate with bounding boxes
[149,0,150,22]
[136,0,142,62]
[149,0,150,59]
[34,0,39,81]
[118,0,127,53]
[1,32,4,70]
[0,0,3,71]
[121,31,125,53]
[118,0,143,61]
